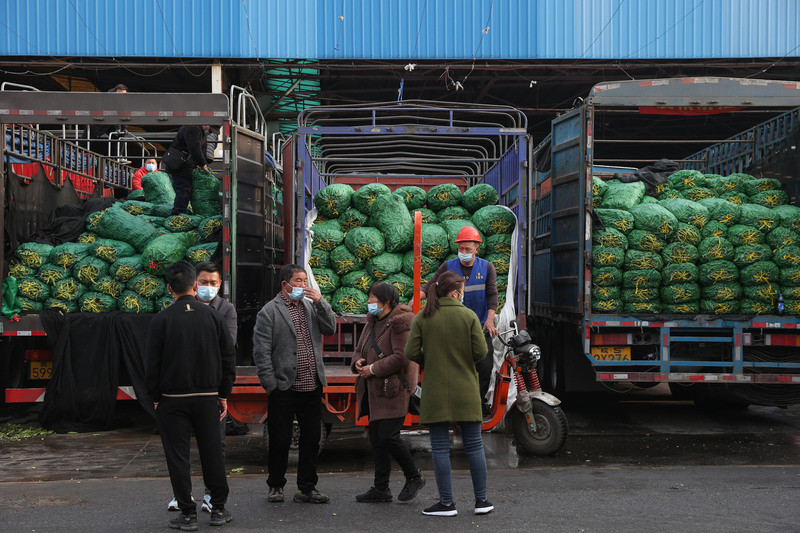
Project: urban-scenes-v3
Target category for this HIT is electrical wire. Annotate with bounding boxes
[154,0,208,78]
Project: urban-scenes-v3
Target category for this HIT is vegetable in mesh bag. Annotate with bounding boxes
[599,180,646,211]
[743,178,782,197]
[721,192,747,205]
[440,220,484,254]
[771,204,800,231]
[92,239,136,263]
[658,189,683,200]
[139,215,167,228]
[110,256,143,283]
[413,208,437,224]
[426,183,463,211]
[622,269,661,289]
[369,194,414,253]
[312,268,339,294]
[45,298,78,313]
[740,299,775,315]
[386,273,414,299]
[701,283,742,302]
[128,273,167,299]
[592,267,622,287]
[165,214,203,232]
[85,210,105,231]
[486,253,510,276]
[91,276,125,298]
[639,196,659,205]
[344,227,385,260]
[8,261,32,278]
[185,243,218,265]
[672,223,701,245]
[738,204,777,233]
[314,183,353,219]
[198,216,222,239]
[472,205,516,236]
[743,284,780,304]
[19,298,43,312]
[663,263,699,286]
[732,244,772,267]
[750,190,788,208]
[155,296,174,312]
[767,227,798,250]
[17,277,50,302]
[339,208,368,233]
[739,261,779,286]
[662,242,698,266]
[780,267,800,287]
[624,250,662,271]
[624,301,661,314]
[592,285,620,301]
[714,175,747,194]
[118,290,155,314]
[663,302,699,314]
[697,198,740,226]
[593,298,623,313]
[77,232,98,244]
[120,200,154,216]
[50,242,93,269]
[595,208,635,234]
[727,225,764,246]
[141,171,176,205]
[95,203,159,252]
[437,206,471,221]
[785,300,800,315]
[75,257,110,286]
[772,245,800,267]
[366,253,403,280]
[393,186,427,211]
[783,286,800,300]
[191,168,221,217]
[37,264,69,286]
[309,249,330,269]
[684,188,716,202]
[150,204,174,218]
[79,292,117,313]
[697,236,734,263]
[486,233,513,255]
[330,287,369,314]
[418,224,450,261]
[141,232,196,277]
[700,300,739,314]
[53,278,87,302]
[698,260,738,286]
[701,221,728,240]
[16,243,54,269]
[128,189,145,200]
[630,204,678,238]
[661,283,700,304]
[329,245,364,276]
[352,183,392,215]
[627,230,666,253]
[668,170,706,191]
[658,199,710,229]
[497,276,509,293]
[312,220,346,252]
[592,177,608,207]
[402,252,440,278]
[622,287,659,302]
[341,270,374,292]
[462,184,499,213]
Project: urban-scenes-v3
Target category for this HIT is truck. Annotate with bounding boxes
[531,77,800,407]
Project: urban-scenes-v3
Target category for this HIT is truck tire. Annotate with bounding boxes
[511,402,568,456]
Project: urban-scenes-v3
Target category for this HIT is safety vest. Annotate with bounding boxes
[446,257,488,324]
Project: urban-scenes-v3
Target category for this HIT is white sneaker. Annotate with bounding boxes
[167,495,195,512]
[200,493,213,513]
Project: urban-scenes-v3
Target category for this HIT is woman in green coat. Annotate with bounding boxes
[405,270,493,517]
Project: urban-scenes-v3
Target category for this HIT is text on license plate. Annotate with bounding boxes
[29,360,53,380]
[591,346,631,361]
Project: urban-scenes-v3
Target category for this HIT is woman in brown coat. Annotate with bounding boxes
[351,281,425,503]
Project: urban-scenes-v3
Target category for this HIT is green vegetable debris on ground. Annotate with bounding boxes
[0,423,54,442]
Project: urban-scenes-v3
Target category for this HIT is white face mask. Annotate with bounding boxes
[458,251,474,263]
[145,163,157,172]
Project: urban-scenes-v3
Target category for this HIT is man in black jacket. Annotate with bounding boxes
[146,261,236,530]
[165,125,212,215]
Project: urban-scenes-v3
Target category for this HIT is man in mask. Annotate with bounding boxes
[131,157,158,191]
[252,264,337,504]
[420,226,499,418]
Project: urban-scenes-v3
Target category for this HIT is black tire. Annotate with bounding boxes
[511,402,568,456]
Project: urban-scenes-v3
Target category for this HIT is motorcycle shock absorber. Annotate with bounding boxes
[525,368,542,392]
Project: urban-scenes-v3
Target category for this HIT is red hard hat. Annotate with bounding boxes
[455,226,482,244]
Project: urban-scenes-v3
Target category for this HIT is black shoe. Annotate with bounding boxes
[475,499,494,515]
[355,486,393,503]
[209,508,232,526]
[422,501,457,516]
[169,513,198,531]
[268,487,284,502]
[397,472,426,502]
[293,489,330,504]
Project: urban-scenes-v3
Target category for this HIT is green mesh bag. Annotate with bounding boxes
[701,221,728,240]
[661,283,700,304]
[329,245,364,276]
[772,245,800,268]
[600,180,645,210]
[698,236,734,263]
[37,264,69,287]
[150,204,174,218]
[627,230,666,253]
[128,189,145,200]
[472,205,516,236]
[739,261,779,286]
[485,233,513,255]
[663,302,699,314]
[732,245,773,267]
[743,178,782,197]
[595,208,635,234]
[593,228,629,251]
[155,296,174,312]
[727,225,765,246]
[668,170,706,191]
[45,298,78,313]
[766,227,799,250]
[314,183,354,219]
[128,273,167,299]
[353,183,392,215]
[139,215,167,228]
[714,175,747,194]
[402,252,440,278]
[85,210,105,231]
[750,190,788,208]
[497,275,509,293]
[393,186,428,211]
[701,283,742,302]
[110,255,143,283]
[53,278,87,302]
[593,298,623,313]
[639,196,659,205]
[624,250,663,271]
[79,292,117,313]
[75,257,110,286]
[698,260,738,286]
[704,174,723,189]
[366,253,403,280]
[141,171,176,205]
[593,246,625,269]
[785,299,800,315]
[463,184,499,213]
[369,194,414,253]
[622,287,659,302]
[440,219,484,254]
[120,200,154,216]
[672,223,701,245]
[330,287,369,314]
[738,204,777,233]
[18,297,43,312]
[592,285,621,301]
[91,276,125,298]
[721,192,748,206]
[345,227,386,260]
[624,301,661,314]
[622,269,661,289]
[592,267,623,287]
[782,287,800,300]
[339,208,368,233]
[771,205,800,231]
[191,168,221,217]
[95,203,159,252]
[92,239,136,264]
[341,270,374,292]
[49,243,93,270]
[118,290,155,314]
[426,183,463,211]
[684,187,716,202]
[312,268,339,294]
[77,232,98,244]
[740,299,775,315]
[185,243,218,265]
[437,206,471,221]
[659,199,710,229]
[8,261,32,279]
[697,198,741,227]
[661,243,699,266]
[164,214,203,232]
[658,189,683,200]
[780,267,800,287]
[629,204,678,238]
[312,220,345,252]
[655,182,670,195]
[16,243,54,269]
[743,284,780,304]
[486,253,510,276]
[418,224,449,261]
[309,248,330,269]
[663,263,699,286]
[141,232,195,277]
[700,300,740,314]
[412,208,438,224]
[198,216,222,240]
[17,276,50,302]
[592,177,608,206]
[386,273,414,299]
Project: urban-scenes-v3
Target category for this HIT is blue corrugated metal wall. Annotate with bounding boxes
[1,0,798,60]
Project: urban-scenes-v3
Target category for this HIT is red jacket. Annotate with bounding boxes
[131,167,147,190]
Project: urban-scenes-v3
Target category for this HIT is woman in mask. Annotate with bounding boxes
[351,281,425,504]
[131,157,159,191]
[405,270,493,517]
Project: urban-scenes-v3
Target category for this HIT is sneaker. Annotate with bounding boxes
[397,473,426,502]
[422,501,457,517]
[169,513,198,531]
[268,487,284,503]
[475,499,494,515]
[355,486,393,503]
[293,489,330,504]
[200,493,212,513]
[209,508,232,526]
[168,496,195,512]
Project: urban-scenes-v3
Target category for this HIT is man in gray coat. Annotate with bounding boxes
[253,264,337,504]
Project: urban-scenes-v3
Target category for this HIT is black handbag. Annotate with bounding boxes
[163,147,189,171]
[370,325,421,415]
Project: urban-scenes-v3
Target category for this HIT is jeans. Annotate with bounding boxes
[368,417,419,490]
[428,421,488,505]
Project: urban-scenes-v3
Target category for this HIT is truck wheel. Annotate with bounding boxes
[511,402,568,456]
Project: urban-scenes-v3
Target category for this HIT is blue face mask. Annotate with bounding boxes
[458,251,474,263]
[196,285,218,302]
[285,283,305,301]
[145,163,157,172]
[367,302,383,316]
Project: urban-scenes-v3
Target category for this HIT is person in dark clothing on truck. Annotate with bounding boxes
[164,125,212,215]
[146,260,236,530]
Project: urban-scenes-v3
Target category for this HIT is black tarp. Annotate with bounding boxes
[39,310,156,433]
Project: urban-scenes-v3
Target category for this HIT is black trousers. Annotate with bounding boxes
[156,395,228,514]
[368,417,419,490]
[170,171,193,215]
[267,387,322,492]
[475,331,495,405]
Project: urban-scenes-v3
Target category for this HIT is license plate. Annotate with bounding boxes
[591,346,631,361]
[29,361,53,380]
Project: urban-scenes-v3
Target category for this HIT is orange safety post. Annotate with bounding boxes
[412,210,422,314]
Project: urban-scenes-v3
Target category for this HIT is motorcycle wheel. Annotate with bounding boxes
[511,402,568,456]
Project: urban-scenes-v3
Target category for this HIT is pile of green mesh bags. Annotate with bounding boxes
[311,182,513,314]
[592,171,800,315]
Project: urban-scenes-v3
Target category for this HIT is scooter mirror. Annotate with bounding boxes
[509,320,517,331]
